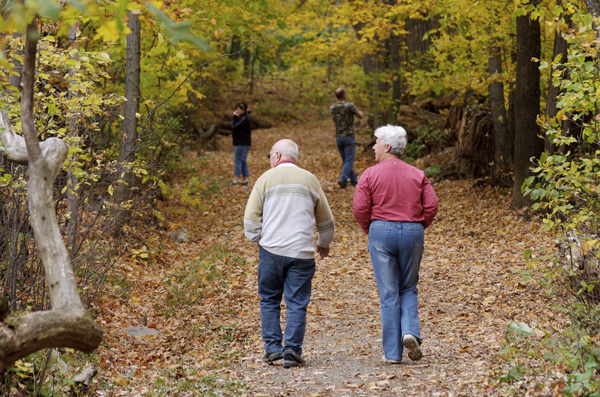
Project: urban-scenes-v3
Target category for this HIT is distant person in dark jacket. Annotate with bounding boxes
[329,88,363,189]
[231,102,251,185]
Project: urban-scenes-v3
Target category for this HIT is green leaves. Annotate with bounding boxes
[144,3,210,50]
[508,322,534,337]
[36,0,61,19]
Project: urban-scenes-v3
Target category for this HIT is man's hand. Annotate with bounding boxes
[316,246,330,259]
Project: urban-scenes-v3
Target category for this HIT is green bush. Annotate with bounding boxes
[522,12,600,395]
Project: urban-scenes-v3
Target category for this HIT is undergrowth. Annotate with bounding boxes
[493,249,600,395]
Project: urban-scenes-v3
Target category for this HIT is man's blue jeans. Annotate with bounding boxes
[336,136,357,185]
[258,246,316,355]
[233,145,250,177]
[368,220,424,361]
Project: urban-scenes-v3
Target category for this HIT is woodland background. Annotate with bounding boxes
[0,0,599,395]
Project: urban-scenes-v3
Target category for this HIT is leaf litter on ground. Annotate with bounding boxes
[92,121,562,396]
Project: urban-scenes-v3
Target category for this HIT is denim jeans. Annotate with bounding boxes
[368,220,424,361]
[336,136,357,185]
[233,145,250,177]
[258,246,316,355]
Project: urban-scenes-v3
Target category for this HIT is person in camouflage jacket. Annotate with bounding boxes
[329,88,364,188]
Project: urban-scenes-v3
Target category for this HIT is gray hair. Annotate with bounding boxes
[374,125,407,156]
[273,139,299,160]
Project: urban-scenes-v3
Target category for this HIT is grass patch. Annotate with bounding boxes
[162,245,248,314]
[149,366,250,396]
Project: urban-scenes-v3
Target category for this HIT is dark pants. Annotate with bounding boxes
[336,136,357,185]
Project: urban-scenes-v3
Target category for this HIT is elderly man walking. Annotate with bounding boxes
[244,139,335,368]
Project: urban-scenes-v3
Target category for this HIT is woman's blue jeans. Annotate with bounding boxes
[368,220,424,361]
[233,145,250,177]
[258,246,316,355]
[335,136,357,185]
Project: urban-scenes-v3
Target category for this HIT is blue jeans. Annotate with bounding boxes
[368,220,424,361]
[336,136,357,185]
[233,145,250,177]
[258,246,316,355]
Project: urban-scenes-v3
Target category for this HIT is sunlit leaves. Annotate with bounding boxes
[525,13,600,235]
[144,2,210,50]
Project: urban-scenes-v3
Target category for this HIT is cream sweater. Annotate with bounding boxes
[244,163,335,259]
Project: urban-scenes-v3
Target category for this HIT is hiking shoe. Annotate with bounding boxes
[262,351,283,363]
[381,356,402,364]
[338,180,347,189]
[282,350,305,368]
[403,334,423,361]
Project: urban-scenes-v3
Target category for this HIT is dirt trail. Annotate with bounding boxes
[95,121,556,396]
[199,122,555,396]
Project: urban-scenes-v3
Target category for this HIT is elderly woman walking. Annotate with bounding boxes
[353,125,438,364]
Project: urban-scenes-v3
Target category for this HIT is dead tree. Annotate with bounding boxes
[0,21,102,373]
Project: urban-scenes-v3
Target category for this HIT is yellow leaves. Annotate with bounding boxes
[482,295,496,306]
[13,360,33,375]
[582,239,600,252]
[94,51,113,65]
[94,21,124,42]
[213,29,225,39]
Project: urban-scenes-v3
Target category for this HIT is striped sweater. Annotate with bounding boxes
[244,163,335,259]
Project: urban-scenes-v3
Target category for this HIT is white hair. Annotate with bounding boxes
[374,125,407,156]
[273,139,299,160]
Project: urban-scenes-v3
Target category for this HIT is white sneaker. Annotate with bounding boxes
[381,356,402,364]
[403,334,423,361]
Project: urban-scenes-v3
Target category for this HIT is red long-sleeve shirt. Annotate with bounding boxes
[353,158,438,234]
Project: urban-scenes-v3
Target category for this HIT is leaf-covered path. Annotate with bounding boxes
[95,122,557,395]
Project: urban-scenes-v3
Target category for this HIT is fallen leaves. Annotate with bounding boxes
[89,121,561,395]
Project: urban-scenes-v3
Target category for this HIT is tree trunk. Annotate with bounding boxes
[406,16,434,71]
[249,47,259,94]
[352,20,380,129]
[545,10,570,154]
[66,23,81,253]
[5,33,23,94]
[507,49,516,166]
[512,1,544,208]
[0,21,102,373]
[112,11,141,234]
[244,46,251,77]
[488,46,510,173]
[583,0,600,35]
[406,17,432,54]
[230,35,241,60]
[390,30,402,112]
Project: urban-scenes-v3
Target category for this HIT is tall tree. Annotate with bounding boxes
[512,0,544,208]
[488,41,511,173]
[112,11,141,233]
[66,22,81,252]
[544,11,570,154]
